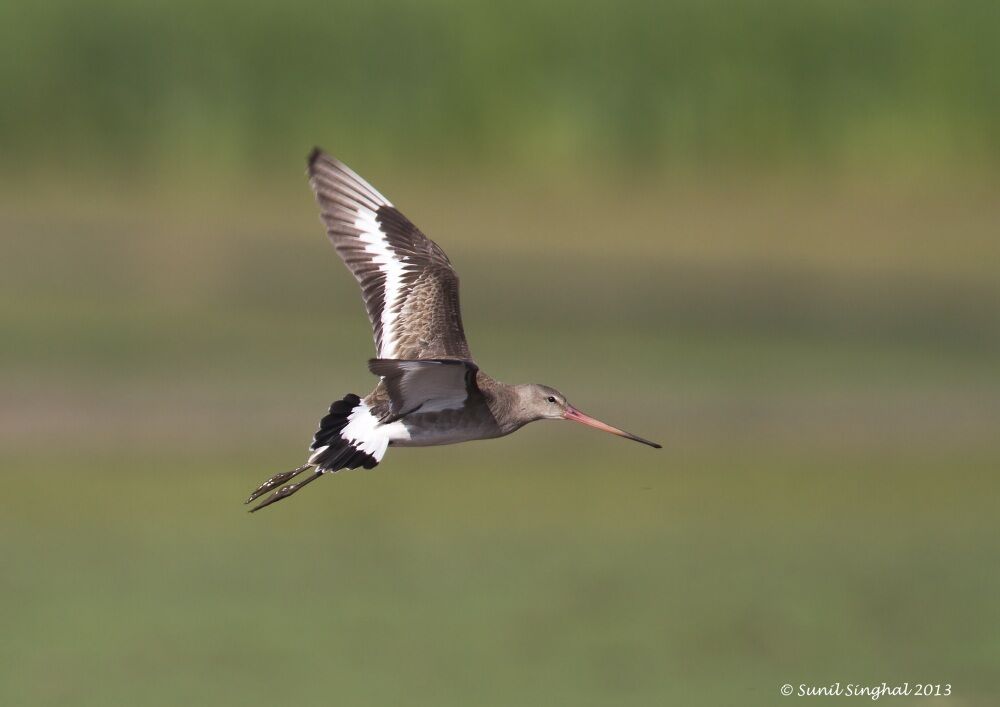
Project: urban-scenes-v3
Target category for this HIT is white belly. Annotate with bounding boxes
[386,410,504,447]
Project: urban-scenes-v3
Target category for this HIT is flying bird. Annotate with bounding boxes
[246,149,660,512]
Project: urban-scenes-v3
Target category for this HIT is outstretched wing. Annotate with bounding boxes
[369,358,481,419]
[307,149,472,360]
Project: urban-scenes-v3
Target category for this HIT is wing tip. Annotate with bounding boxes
[307,146,326,173]
[306,148,389,204]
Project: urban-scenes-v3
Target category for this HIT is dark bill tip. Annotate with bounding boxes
[563,406,661,449]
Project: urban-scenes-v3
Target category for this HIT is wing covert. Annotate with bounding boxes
[368,358,481,419]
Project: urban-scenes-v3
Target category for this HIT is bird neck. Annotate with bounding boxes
[486,382,540,434]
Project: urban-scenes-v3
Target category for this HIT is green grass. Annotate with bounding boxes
[2,0,999,178]
[2,451,998,707]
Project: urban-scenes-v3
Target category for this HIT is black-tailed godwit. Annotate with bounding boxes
[246,149,660,511]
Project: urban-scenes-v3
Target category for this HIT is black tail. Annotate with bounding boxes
[245,393,381,512]
[308,393,380,472]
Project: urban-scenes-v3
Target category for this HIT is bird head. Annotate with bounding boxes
[520,384,661,449]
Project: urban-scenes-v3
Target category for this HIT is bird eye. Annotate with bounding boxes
[547,396,556,403]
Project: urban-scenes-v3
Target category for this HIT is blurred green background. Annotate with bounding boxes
[2,1,999,706]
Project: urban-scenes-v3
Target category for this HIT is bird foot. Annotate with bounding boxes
[247,470,323,513]
[245,464,312,505]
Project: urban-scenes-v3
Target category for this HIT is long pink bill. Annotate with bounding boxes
[563,406,661,449]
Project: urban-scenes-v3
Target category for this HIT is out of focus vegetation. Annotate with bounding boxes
[2,0,998,179]
[2,2,999,706]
